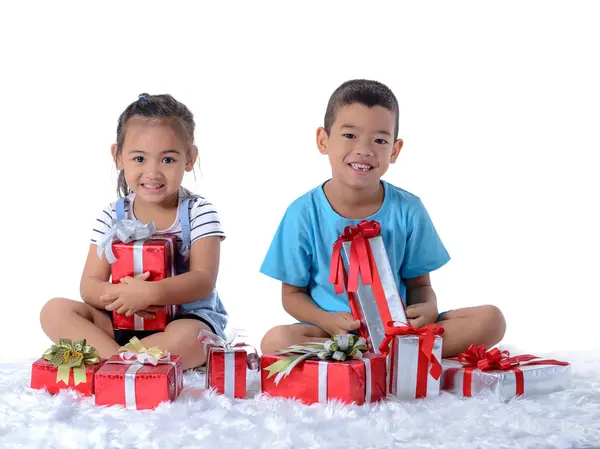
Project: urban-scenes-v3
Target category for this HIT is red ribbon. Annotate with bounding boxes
[380,322,445,398]
[452,344,569,397]
[328,221,394,343]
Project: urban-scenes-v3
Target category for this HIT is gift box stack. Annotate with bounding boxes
[99,219,179,331]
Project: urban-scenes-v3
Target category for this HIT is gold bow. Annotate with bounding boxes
[42,338,100,385]
[117,337,168,365]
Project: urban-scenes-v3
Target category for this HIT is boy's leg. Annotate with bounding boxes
[437,305,506,358]
[39,298,120,358]
[260,324,329,354]
[138,319,210,371]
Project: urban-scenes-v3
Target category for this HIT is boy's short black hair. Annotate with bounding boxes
[324,79,399,140]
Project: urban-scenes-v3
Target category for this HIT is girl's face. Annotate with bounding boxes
[113,117,197,205]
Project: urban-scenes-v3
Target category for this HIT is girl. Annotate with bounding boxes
[40,93,227,370]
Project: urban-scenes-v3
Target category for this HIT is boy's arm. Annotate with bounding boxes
[80,244,118,309]
[405,273,439,328]
[282,283,360,336]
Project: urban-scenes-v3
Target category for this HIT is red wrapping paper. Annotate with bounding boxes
[94,354,183,410]
[110,235,178,331]
[261,353,387,405]
[205,346,249,398]
[30,358,105,396]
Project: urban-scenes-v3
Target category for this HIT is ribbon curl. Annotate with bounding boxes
[117,337,169,365]
[42,338,101,385]
[96,219,156,264]
[198,328,260,370]
[264,334,368,385]
[329,220,381,294]
[457,344,569,371]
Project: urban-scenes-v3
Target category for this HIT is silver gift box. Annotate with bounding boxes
[389,335,443,400]
[441,359,571,400]
[341,236,408,353]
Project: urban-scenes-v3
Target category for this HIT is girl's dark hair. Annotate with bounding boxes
[115,93,196,198]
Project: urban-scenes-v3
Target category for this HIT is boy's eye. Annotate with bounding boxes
[163,157,176,164]
[133,156,145,163]
[375,138,388,145]
[342,133,357,139]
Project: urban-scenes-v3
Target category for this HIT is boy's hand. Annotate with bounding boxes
[101,272,160,317]
[319,312,361,336]
[405,302,439,328]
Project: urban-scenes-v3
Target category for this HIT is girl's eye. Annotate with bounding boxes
[342,133,357,139]
[375,138,388,145]
[163,157,176,164]
[133,156,145,163]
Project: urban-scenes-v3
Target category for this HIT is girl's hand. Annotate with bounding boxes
[101,272,160,317]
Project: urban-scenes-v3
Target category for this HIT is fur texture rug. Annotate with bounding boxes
[1,349,599,449]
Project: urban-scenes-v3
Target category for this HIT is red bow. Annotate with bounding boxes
[329,220,381,294]
[451,344,569,397]
[380,322,445,381]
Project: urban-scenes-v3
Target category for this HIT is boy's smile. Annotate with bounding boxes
[317,103,403,190]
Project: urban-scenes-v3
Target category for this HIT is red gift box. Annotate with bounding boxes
[110,235,178,331]
[94,354,183,410]
[261,353,387,405]
[206,346,251,398]
[31,358,104,396]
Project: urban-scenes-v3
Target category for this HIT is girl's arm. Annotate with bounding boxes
[80,244,115,309]
[153,236,221,305]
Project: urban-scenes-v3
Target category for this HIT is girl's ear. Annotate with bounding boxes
[186,145,198,172]
[111,144,123,170]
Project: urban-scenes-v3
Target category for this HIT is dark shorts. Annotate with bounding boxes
[107,311,217,347]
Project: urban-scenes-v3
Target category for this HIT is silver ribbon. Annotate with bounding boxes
[96,219,156,264]
[106,358,179,410]
[318,361,328,403]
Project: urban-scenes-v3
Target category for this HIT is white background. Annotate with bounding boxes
[0,1,598,358]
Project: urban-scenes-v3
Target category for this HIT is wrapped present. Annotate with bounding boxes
[329,220,408,353]
[262,335,387,405]
[31,339,103,396]
[94,337,183,410]
[441,344,571,400]
[97,219,178,331]
[199,329,260,399]
[380,321,444,399]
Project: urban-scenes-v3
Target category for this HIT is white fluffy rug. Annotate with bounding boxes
[2,349,600,449]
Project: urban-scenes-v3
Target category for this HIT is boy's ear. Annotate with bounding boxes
[186,145,198,172]
[316,127,329,155]
[111,144,123,169]
[390,139,404,163]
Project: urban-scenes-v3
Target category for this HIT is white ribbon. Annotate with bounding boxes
[97,219,156,264]
[318,361,328,403]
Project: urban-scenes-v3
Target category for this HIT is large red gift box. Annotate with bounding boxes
[94,354,183,410]
[110,235,178,331]
[30,358,104,396]
[261,353,387,405]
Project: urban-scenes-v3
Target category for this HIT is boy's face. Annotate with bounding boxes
[317,103,402,189]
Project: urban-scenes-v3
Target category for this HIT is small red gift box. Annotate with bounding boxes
[110,235,178,331]
[31,358,104,396]
[261,353,387,405]
[206,347,251,398]
[441,344,571,400]
[94,354,183,410]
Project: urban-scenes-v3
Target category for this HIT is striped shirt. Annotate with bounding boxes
[90,188,225,252]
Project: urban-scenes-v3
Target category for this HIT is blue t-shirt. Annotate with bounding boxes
[260,180,451,313]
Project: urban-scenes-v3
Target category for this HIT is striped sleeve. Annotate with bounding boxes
[189,197,225,244]
[90,203,119,244]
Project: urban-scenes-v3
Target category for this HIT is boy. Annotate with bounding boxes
[260,79,505,357]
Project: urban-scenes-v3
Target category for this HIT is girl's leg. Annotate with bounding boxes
[138,319,211,371]
[260,323,329,355]
[437,305,506,358]
[39,297,120,358]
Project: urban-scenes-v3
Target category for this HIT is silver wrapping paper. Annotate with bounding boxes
[441,359,571,400]
[341,236,407,353]
[389,335,443,399]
